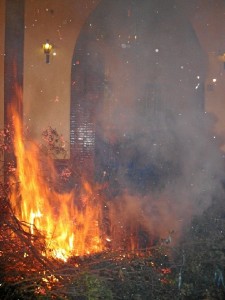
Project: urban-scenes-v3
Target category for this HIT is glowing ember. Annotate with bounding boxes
[9,105,103,261]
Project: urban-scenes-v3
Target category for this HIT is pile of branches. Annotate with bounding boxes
[0,180,181,300]
[0,188,85,299]
[1,173,225,300]
[1,186,225,300]
[68,248,183,300]
[0,189,178,299]
[0,197,180,300]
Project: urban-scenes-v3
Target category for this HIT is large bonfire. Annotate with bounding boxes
[1,93,225,300]
[9,105,104,262]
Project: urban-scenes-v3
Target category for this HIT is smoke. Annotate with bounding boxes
[73,0,225,242]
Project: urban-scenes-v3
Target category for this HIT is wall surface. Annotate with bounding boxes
[190,0,225,144]
[1,0,225,155]
[23,0,100,158]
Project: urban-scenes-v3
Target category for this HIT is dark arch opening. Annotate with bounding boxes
[70,0,206,197]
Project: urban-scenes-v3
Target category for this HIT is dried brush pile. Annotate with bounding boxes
[0,185,181,300]
[1,187,225,300]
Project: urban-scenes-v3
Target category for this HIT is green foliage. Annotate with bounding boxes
[72,273,113,300]
[84,274,113,300]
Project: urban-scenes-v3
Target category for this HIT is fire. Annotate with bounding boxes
[9,106,103,261]
[5,86,182,262]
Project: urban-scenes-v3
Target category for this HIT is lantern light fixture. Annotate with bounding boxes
[43,39,53,64]
[218,52,225,69]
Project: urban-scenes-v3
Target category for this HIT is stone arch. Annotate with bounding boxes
[70,0,206,188]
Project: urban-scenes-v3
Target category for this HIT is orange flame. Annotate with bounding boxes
[9,106,103,261]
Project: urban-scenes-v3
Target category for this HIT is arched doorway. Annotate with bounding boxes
[70,0,206,194]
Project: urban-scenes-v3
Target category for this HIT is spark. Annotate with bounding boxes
[57,29,62,40]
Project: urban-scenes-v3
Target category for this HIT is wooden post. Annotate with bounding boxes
[4,0,24,181]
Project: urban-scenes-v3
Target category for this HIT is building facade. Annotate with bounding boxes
[70,0,206,191]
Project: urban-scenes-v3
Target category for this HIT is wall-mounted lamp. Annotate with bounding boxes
[218,52,225,69]
[43,40,53,64]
